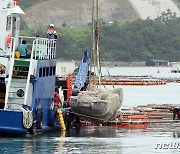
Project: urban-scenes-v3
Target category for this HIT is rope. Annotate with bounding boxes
[103,59,115,89]
[20,107,33,129]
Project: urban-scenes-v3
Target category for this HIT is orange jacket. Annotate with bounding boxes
[54,92,60,106]
[47,28,55,34]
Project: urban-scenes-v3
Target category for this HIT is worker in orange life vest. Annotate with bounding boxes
[47,24,57,39]
[54,88,61,108]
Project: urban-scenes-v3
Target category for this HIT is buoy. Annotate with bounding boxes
[14,50,20,58]
[57,110,66,131]
[6,34,11,48]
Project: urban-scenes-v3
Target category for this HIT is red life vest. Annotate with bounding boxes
[54,92,60,106]
[47,28,55,34]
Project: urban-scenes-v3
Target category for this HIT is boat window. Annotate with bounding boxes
[50,67,53,76]
[53,66,56,75]
[43,67,46,77]
[12,66,29,77]
[6,16,11,30]
[46,67,49,76]
[39,68,42,77]
[61,67,66,73]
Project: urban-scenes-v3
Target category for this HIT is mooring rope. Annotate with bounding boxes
[64,108,109,123]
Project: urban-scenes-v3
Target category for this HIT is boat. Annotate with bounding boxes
[70,0,123,124]
[0,0,58,135]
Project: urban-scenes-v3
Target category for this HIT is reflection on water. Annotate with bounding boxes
[1,124,180,154]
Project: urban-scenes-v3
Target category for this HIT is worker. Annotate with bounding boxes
[171,107,180,120]
[47,24,57,39]
[72,85,79,96]
[17,40,31,58]
[47,24,57,58]
[54,88,61,109]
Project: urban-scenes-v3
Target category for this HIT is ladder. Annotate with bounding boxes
[74,50,89,90]
[4,59,31,110]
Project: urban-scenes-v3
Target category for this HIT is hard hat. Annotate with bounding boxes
[50,24,54,27]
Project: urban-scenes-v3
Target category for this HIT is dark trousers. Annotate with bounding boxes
[173,108,180,120]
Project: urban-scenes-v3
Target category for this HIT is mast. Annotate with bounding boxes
[92,0,101,89]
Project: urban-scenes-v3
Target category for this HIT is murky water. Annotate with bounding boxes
[1,67,180,154]
[1,125,180,154]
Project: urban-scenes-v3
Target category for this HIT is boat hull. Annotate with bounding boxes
[70,88,123,123]
[0,109,27,134]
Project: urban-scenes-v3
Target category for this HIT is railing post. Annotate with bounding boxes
[4,37,16,109]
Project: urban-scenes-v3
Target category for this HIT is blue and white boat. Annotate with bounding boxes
[0,0,58,135]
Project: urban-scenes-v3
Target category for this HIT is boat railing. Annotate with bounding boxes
[4,37,16,109]
[6,0,17,7]
[19,36,56,60]
[23,37,56,105]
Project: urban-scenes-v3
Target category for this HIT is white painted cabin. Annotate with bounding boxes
[171,62,180,73]
[56,60,75,77]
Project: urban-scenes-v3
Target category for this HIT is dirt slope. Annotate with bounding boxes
[22,0,139,28]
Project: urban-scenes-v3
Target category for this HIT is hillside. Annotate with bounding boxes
[20,0,140,28]
[20,16,180,62]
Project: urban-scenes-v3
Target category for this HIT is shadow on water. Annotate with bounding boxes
[65,126,118,138]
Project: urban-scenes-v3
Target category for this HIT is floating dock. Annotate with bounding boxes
[102,104,180,129]
[90,75,167,85]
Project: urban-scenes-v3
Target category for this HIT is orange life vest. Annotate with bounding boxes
[54,92,60,106]
[6,34,11,48]
[47,28,55,34]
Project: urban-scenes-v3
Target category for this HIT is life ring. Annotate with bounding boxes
[6,34,12,48]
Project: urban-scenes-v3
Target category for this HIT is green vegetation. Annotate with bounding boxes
[20,15,180,62]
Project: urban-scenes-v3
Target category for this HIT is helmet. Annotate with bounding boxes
[50,24,54,27]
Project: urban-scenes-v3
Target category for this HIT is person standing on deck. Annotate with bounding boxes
[54,88,61,109]
[47,24,57,39]
[47,24,57,58]
[171,106,180,120]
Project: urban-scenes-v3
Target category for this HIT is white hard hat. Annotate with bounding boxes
[50,24,54,27]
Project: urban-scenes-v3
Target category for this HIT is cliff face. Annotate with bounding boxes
[22,0,140,28]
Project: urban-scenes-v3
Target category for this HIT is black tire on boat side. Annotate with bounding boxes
[49,108,57,127]
[28,114,36,135]
[28,123,36,135]
[36,109,43,129]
